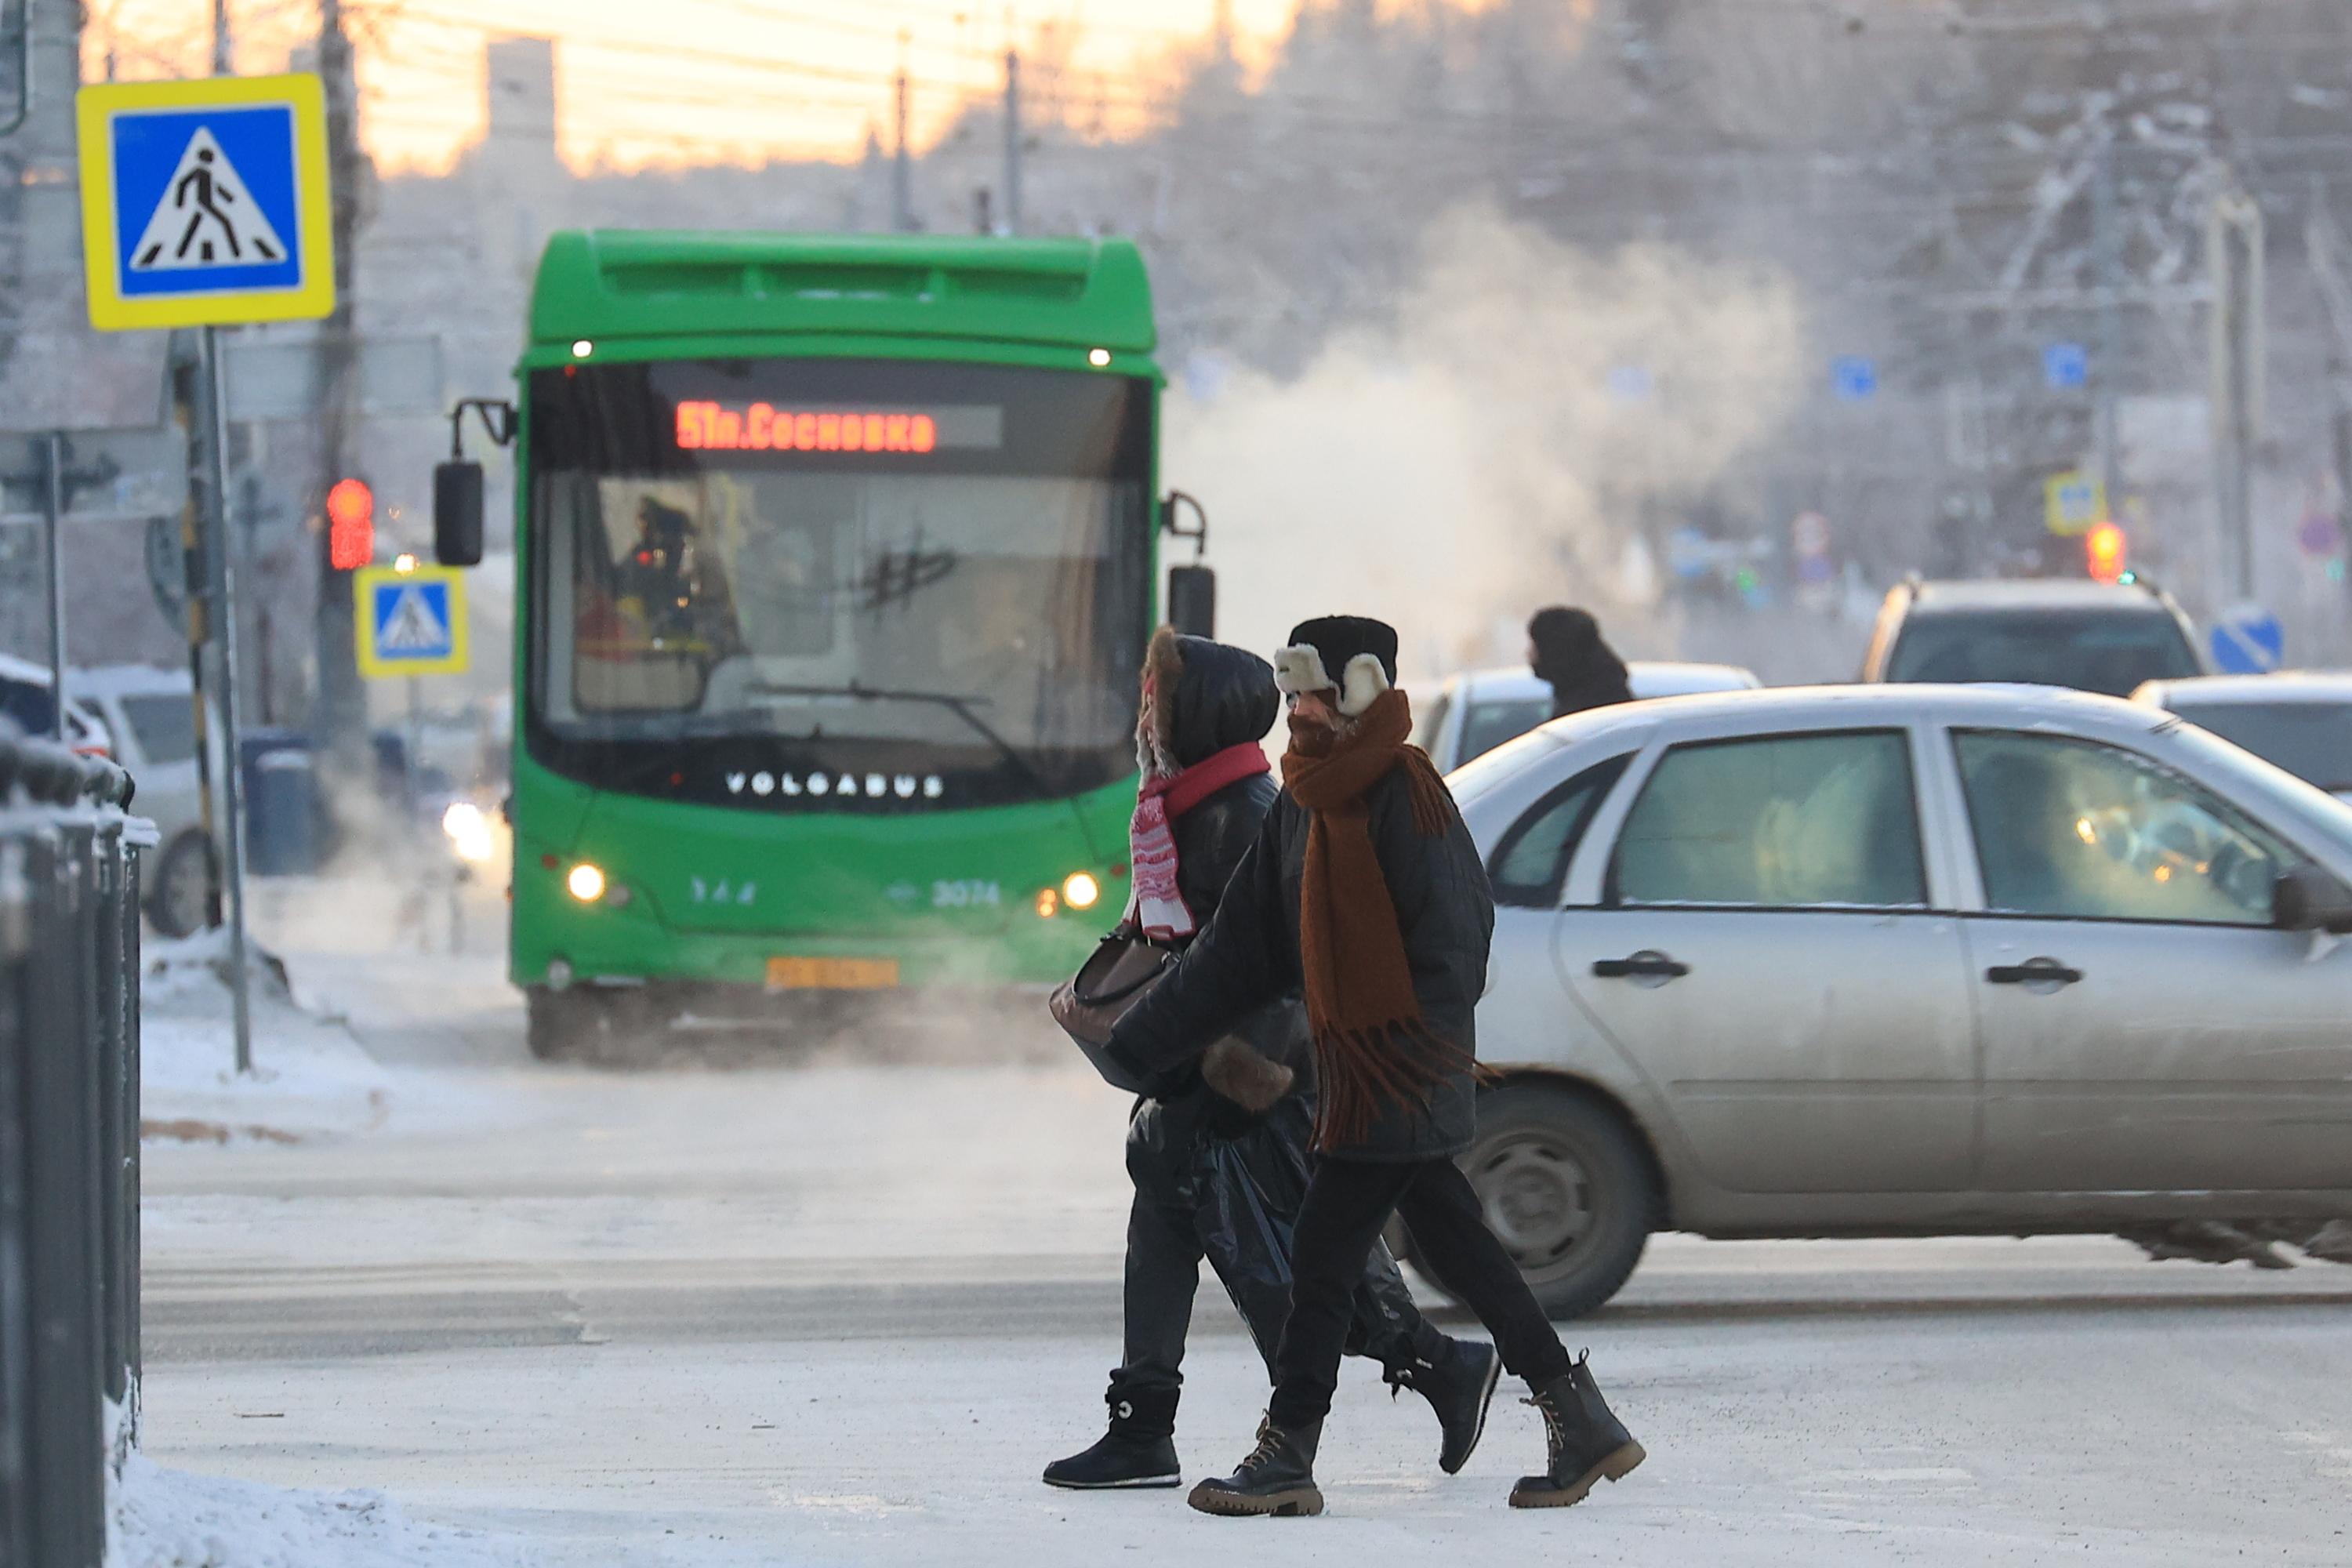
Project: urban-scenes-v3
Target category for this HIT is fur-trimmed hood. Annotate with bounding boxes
[1140,626,1279,771]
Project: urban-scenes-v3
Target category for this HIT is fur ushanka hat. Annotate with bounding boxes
[1272,615,1400,717]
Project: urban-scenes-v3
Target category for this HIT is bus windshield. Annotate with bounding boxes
[526,358,1152,809]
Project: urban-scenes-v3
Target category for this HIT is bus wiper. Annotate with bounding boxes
[746,681,1054,797]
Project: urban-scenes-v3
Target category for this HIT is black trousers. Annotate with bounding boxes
[1116,1091,1440,1406]
[1269,1154,1571,1430]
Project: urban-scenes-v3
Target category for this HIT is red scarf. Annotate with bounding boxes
[1128,742,1270,938]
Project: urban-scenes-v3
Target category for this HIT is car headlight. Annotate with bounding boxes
[441,801,496,864]
[566,862,607,902]
[1062,872,1102,910]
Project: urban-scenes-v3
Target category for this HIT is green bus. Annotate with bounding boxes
[437,232,1210,1058]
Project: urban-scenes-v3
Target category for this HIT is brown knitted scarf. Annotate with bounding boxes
[1281,687,1479,1149]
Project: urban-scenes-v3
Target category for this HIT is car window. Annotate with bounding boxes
[1412,689,1451,757]
[1953,731,2291,926]
[2168,700,2352,793]
[1886,610,2199,696]
[1489,755,1630,908]
[117,694,197,765]
[1611,731,1926,909]
[1460,697,1552,767]
[0,678,56,737]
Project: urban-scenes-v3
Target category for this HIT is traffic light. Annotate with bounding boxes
[326,477,374,571]
[2085,520,2128,584]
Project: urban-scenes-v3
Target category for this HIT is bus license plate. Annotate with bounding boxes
[766,956,900,991]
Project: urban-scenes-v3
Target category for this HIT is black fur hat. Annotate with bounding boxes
[1273,615,1399,717]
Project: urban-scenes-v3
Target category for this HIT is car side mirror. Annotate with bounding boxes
[434,460,485,567]
[1167,564,1215,637]
[2272,864,2352,933]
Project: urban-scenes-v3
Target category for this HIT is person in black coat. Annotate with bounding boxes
[1528,604,1633,719]
[1044,628,1497,1493]
[1108,615,1646,1519]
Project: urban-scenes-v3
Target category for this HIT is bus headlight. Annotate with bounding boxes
[566,862,607,902]
[1062,872,1102,911]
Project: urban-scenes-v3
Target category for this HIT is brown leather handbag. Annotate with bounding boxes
[1049,929,1178,1091]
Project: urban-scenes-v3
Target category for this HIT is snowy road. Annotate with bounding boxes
[136,944,2352,1566]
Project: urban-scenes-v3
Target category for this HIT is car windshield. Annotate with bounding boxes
[2169,700,2352,793]
[527,358,1151,807]
[1886,608,2199,696]
[1460,696,1552,765]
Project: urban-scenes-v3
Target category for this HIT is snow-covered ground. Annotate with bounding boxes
[130,884,2352,1566]
[111,1452,539,1568]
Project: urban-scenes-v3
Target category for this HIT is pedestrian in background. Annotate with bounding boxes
[1109,615,1646,1518]
[1527,604,1632,719]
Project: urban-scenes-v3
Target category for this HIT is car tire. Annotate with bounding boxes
[146,832,216,939]
[525,985,662,1067]
[1403,1081,1659,1320]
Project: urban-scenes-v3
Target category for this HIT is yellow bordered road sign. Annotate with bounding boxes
[76,74,335,331]
[2043,469,2107,537]
[354,566,468,679]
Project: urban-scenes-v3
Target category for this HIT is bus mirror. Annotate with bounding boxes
[1167,564,1216,637]
[434,461,485,567]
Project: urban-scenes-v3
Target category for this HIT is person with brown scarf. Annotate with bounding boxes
[1107,615,1646,1519]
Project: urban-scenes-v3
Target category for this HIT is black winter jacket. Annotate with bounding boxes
[1109,765,1495,1162]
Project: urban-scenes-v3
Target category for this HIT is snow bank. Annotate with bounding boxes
[110,1453,535,1568]
[140,930,394,1143]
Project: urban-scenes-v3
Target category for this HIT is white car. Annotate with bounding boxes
[1430,684,2352,1316]
[2134,673,2352,807]
[70,665,214,937]
[0,652,114,759]
[1415,662,1762,773]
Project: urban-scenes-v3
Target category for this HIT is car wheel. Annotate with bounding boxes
[525,985,662,1066]
[1416,1082,1659,1320]
[146,833,216,939]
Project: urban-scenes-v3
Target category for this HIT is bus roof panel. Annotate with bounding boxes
[530,231,1155,354]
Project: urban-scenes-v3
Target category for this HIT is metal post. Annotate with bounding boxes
[201,326,254,1074]
[2091,141,2122,521]
[1003,48,1022,236]
[891,42,913,233]
[42,432,64,741]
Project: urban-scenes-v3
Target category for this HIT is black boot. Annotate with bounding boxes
[1187,1415,1324,1517]
[1509,1356,1646,1509]
[1386,1336,1501,1475]
[1043,1384,1181,1490]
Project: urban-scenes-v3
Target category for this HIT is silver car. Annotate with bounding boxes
[1434,684,2352,1316]
[1415,661,1762,773]
[2133,672,2352,807]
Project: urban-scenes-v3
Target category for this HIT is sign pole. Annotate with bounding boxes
[42,433,66,740]
[201,324,253,1074]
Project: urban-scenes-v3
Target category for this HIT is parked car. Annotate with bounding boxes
[1415,661,1762,772]
[1425,683,2352,1316]
[1861,577,2204,696]
[70,665,214,937]
[0,653,115,759]
[2134,673,2352,805]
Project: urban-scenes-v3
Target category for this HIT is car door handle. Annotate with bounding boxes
[1985,957,2083,986]
[1592,951,1690,980]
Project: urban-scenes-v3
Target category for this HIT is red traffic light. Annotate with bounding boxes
[326,477,374,571]
[2085,521,2128,584]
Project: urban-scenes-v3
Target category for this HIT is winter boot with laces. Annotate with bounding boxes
[1508,1355,1646,1509]
[1043,1385,1181,1490]
[1386,1336,1502,1475]
[1187,1415,1323,1517]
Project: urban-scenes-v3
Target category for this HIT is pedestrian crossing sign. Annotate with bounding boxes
[354,565,469,679]
[76,74,335,331]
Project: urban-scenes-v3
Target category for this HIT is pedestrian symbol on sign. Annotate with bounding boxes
[376,583,450,654]
[128,128,285,270]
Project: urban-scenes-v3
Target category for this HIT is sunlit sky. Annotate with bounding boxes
[87,0,1323,172]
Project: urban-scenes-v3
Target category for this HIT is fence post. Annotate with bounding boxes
[0,833,34,1568]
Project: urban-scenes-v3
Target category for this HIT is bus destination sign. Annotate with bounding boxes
[673,401,1003,454]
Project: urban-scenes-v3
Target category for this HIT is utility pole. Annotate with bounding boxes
[2090,136,2122,523]
[312,0,365,763]
[211,0,233,74]
[1002,46,1022,236]
[891,33,913,232]
[2209,172,2266,604]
